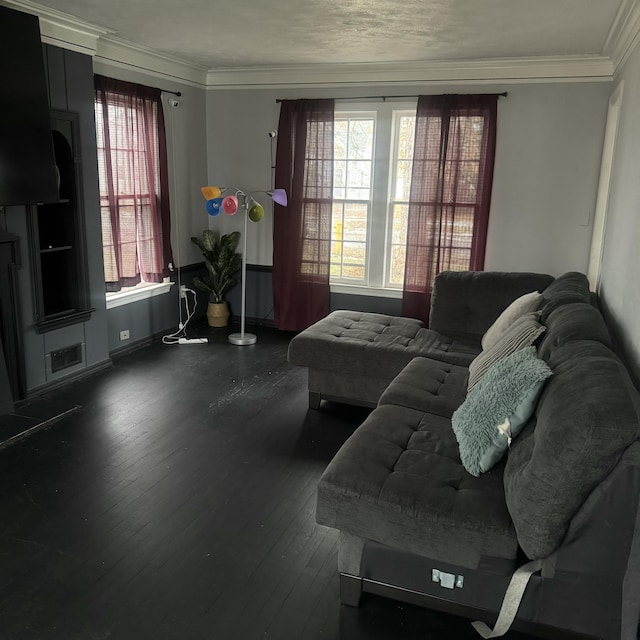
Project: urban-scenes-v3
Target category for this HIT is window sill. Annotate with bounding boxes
[106,278,174,309]
[330,283,402,299]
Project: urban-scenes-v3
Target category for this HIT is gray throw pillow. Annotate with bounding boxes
[452,347,552,477]
[468,312,545,391]
[481,291,543,350]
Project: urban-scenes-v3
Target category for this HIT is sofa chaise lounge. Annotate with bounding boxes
[288,271,640,639]
[288,272,554,408]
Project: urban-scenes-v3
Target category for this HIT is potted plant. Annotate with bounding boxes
[190,229,242,327]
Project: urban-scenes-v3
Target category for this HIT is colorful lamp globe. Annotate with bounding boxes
[201,185,221,200]
[269,189,288,206]
[248,201,265,223]
[222,195,238,215]
[206,197,223,216]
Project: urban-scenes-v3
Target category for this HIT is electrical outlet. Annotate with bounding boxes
[119,329,130,341]
[180,285,187,298]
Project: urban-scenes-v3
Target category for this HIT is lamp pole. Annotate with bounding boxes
[228,193,257,346]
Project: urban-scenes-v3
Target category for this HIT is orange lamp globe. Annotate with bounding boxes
[201,185,221,200]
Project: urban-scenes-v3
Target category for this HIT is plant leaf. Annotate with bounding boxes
[191,229,242,301]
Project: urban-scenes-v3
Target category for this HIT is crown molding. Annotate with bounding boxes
[604,0,640,72]
[205,56,615,90]
[0,0,108,56]
[94,37,207,88]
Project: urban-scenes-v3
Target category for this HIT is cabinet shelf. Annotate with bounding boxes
[40,246,73,254]
[28,109,93,333]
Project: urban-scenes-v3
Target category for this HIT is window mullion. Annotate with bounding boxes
[368,105,392,290]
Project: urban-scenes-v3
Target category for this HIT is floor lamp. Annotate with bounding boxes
[201,185,287,346]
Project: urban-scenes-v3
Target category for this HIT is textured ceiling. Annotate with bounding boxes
[25,0,624,70]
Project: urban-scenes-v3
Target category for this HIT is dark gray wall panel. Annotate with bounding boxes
[107,281,183,352]
[331,292,402,316]
[5,204,47,391]
[43,44,67,111]
[0,340,14,414]
[225,265,403,324]
[226,267,274,323]
[62,48,110,369]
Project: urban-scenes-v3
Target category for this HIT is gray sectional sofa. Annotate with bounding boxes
[288,271,640,639]
[288,272,555,408]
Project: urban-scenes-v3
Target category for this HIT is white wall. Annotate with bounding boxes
[93,61,208,268]
[205,87,283,265]
[205,82,609,273]
[486,83,609,274]
[598,42,640,382]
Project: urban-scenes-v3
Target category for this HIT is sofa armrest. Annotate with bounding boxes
[429,270,554,337]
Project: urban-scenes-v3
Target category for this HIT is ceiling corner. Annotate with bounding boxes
[1,0,208,86]
[94,37,208,88]
[1,0,108,56]
[603,0,640,72]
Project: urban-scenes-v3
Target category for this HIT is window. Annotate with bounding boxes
[94,75,172,294]
[388,112,416,287]
[330,100,494,296]
[330,103,416,294]
[331,113,374,282]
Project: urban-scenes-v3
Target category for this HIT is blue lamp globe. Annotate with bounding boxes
[206,197,223,216]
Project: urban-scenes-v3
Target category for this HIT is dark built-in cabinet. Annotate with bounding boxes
[29,110,93,332]
[0,5,58,206]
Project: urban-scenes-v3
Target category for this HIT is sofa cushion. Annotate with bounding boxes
[288,311,481,383]
[378,357,468,417]
[503,340,640,560]
[481,291,543,350]
[539,272,591,320]
[429,270,554,338]
[467,312,546,391]
[452,347,552,477]
[537,302,612,362]
[316,404,519,569]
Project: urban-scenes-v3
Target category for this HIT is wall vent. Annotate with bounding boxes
[50,343,83,373]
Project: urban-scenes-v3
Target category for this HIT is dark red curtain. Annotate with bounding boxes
[94,75,173,292]
[273,99,334,331]
[402,94,497,323]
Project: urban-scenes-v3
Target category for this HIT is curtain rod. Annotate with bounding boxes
[276,92,507,103]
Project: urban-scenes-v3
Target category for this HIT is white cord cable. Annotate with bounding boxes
[162,287,199,344]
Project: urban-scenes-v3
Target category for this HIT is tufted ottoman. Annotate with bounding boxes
[315,356,518,572]
[288,310,481,408]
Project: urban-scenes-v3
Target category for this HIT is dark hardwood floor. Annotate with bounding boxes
[0,326,537,639]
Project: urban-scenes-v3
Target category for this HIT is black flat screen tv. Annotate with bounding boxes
[0,5,58,206]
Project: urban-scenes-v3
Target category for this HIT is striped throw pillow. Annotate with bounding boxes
[467,312,546,391]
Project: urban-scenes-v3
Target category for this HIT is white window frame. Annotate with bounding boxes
[331,101,416,298]
[385,108,418,290]
[331,110,376,287]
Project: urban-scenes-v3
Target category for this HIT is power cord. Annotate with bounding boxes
[162,287,206,344]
